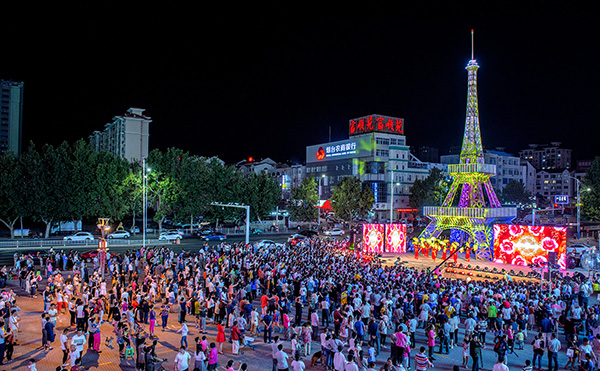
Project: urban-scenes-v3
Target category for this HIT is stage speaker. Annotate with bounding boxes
[548,251,557,265]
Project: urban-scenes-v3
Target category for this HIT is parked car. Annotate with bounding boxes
[158,231,182,241]
[63,232,95,241]
[130,225,155,234]
[201,232,227,241]
[81,249,99,261]
[256,239,277,248]
[323,228,345,236]
[298,230,318,238]
[107,230,131,239]
[568,243,594,256]
[165,229,184,237]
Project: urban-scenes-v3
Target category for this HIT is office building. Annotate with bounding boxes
[306,114,441,221]
[89,107,150,163]
[0,80,24,156]
[519,142,572,171]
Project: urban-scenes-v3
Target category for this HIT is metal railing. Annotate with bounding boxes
[447,163,496,175]
[0,238,165,249]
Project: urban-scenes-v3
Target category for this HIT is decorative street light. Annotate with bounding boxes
[568,175,590,240]
[390,181,400,223]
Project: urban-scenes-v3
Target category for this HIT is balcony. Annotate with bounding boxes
[447,163,496,175]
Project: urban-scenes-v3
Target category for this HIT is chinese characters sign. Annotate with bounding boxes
[349,114,404,136]
[306,137,372,163]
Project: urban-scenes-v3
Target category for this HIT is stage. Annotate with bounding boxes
[378,252,583,283]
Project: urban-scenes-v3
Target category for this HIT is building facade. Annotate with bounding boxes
[440,149,532,194]
[89,107,150,163]
[306,114,439,221]
[519,142,572,171]
[0,80,24,156]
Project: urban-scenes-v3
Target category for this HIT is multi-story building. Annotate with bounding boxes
[235,157,277,177]
[440,149,532,194]
[414,146,439,163]
[305,114,441,221]
[519,142,572,171]
[89,107,151,163]
[0,80,24,156]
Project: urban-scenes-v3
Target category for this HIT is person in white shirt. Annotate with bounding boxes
[344,353,359,371]
[291,353,306,371]
[60,328,69,367]
[275,343,289,371]
[492,356,509,371]
[174,346,192,371]
[333,345,347,371]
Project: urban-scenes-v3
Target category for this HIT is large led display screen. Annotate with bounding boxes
[493,225,567,269]
[363,224,384,253]
[386,224,407,253]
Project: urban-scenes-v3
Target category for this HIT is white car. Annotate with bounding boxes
[64,232,94,241]
[159,231,182,241]
[107,230,131,239]
[324,228,345,236]
[256,239,283,249]
[568,243,594,256]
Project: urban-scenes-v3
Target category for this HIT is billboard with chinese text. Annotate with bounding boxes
[493,225,567,270]
[306,136,372,163]
[349,114,404,136]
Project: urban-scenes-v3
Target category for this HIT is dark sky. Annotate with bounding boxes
[4,3,599,165]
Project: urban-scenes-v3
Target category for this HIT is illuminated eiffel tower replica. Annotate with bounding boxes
[419,31,517,261]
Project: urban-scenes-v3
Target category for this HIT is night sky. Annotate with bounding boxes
[4,3,599,165]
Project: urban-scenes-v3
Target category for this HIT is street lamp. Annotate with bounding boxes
[318,174,325,231]
[210,202,250,244]
[568,176,590,240]
[390,181,400,223]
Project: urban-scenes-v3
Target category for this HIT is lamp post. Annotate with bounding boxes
[142,157,147,249]
[318,174,325,231]
[568,176,590,240]
[390,181,400,223]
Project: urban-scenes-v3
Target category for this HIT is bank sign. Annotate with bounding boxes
[349,114,404,136]
[306,137,372,163]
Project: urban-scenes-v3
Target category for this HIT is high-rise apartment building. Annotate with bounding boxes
[89,107,151,163]
[0,80,24,156]
[519,142,572,171]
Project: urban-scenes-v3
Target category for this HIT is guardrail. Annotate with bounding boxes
[0,238,166,249]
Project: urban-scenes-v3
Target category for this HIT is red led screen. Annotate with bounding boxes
[493,225,567,270]
[386,224,407,253]
[363,223,384,253]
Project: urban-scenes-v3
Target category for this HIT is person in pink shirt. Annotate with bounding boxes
[208,342,218,371]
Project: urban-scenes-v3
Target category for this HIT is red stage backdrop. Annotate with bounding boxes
[386,224,407,253]
[493,225,567,269]
[363,224,384,253]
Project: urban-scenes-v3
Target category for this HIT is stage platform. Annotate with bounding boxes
[378,252,585,283]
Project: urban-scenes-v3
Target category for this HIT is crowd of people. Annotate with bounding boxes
[4,235,600,371]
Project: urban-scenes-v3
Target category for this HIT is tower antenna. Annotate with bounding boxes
[471,29,474,60]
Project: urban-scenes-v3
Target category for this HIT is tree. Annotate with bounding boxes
[66,140,98,222]
[88,151,131,223]
[409,167,450,214]
[0,151,27,238]
[500,179,531,205]
[582,156,600,221]
[241,172,281,229]
[288,176,318,223]
[330,177,374,221]
[21,143,72,238]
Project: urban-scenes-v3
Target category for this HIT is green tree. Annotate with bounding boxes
[409,167,450,214]
[330,177,374,221]
[66,140,98,222]
[241,172,281,228]
[582,156,600,221]
[0,152,27,238]
[500,179,531,205]
[88,152,131,223]
[21,143,72,238]
[288,176,318,223]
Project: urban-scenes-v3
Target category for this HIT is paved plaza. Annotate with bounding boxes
[0,251,594,371]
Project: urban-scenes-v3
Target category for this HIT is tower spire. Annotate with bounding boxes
[471,29,474,60]
[459,29,484,165]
